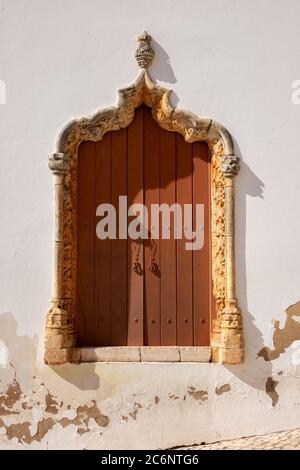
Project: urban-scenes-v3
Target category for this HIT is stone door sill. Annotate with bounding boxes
[78,346,212,363]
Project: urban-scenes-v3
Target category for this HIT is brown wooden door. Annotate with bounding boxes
[76,105,213,347]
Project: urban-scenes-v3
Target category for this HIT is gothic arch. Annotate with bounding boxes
[45,32,244,365]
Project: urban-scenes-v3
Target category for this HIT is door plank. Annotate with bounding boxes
[160,129,177,345]
[144,106,161,346]
[94,134,111,345]
[110,129,128,345]
[193,142,210,346]
[127,106,144,345]
[76,141,96,346]
[176,134,194,346]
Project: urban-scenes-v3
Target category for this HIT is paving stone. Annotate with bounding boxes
[177,428,300,450]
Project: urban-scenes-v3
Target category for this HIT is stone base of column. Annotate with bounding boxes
[44,299,76,365]
[211,299,244,364]
[44,347,81,365]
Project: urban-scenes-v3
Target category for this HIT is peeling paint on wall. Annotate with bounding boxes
[0,417,55,444]
[265,378,279,407]
[127,403,142,421]
[187,387,208,402]
[0,312,110,445]
[0,380,110,444]
[0,378,22,416]
[215,384,231,396]
[258,301,300,361]
[45,392,60,414]
[58,401,109,435]
[169,393,180,400]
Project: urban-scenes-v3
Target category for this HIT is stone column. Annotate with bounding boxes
[212,155,244,364]
[44,153,76,365]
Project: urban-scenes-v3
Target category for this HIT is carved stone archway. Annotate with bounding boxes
[45,32,244,365]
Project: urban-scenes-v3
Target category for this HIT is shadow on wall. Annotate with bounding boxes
[224,144,300,398]
[225,141,274,390]
[0,312,100,391]
[150,39,177,84]
[150,38,179,107]
[0,312,38,387]
[51,362,100,391]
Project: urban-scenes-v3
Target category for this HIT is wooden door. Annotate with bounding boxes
[76,105,213,347]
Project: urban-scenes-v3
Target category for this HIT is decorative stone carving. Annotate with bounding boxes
[220,155,240,178]
[45,32,244,365]
[211,141,226,314]
[48,153,69,175]
[135,31,154,69]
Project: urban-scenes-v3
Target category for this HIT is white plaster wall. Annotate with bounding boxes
[1,0,300,449]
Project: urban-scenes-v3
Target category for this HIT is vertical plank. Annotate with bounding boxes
[127,106,144,345]
[193,142,210,346]
[160,130,177,345]
[110,128,128,345]
[144,106,161,346]
[94,134,111,345]
[176,134,194,345]
[76,141,95,346]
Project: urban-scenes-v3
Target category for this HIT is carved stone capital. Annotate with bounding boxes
[48,153,69,176]
[135,31,154,69]
[220,155,240,178]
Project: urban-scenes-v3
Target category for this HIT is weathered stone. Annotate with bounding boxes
[220,155,240,177]
[179,347,211,363]
[44,348,80,365]
[81,347,141,362]
[212,347,244,364]
[141,347,180,362]
[135,31,154,69]
[48,153,69,176]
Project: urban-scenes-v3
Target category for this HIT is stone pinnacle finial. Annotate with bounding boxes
[135,31,154,69]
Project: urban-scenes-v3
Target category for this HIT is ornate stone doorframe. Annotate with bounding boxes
[45,32,244,365]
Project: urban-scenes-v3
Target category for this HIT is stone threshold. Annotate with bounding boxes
[78,346,212,363]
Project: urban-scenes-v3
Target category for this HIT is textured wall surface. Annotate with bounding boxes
[1,0,300,449]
